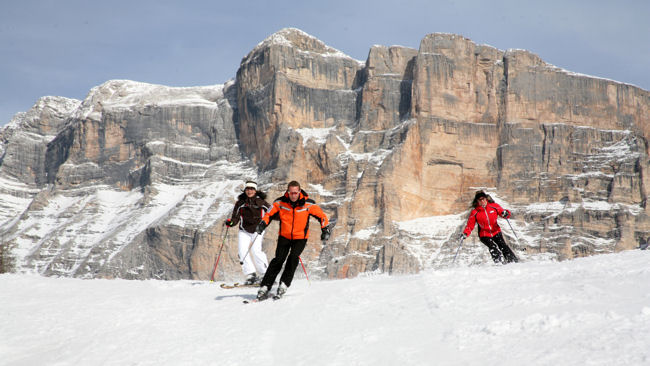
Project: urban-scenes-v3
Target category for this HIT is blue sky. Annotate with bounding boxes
[1,0,648,126]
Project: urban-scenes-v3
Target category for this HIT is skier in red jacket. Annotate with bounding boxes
[462,191,519,264]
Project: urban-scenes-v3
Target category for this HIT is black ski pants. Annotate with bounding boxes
[479,233,518,264]
[260,236,307,289]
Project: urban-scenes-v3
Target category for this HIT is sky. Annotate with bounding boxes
[1,0,649,126]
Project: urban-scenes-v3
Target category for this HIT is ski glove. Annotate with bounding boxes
[320,227,331,241]
[502,210,510,219]
[224,219,235,227]
[255,220,267,234]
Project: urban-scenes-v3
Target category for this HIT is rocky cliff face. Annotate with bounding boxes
[1,28,648,280]
[0,96,80,187]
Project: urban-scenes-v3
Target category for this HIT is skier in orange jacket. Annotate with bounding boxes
[254,180,330,300]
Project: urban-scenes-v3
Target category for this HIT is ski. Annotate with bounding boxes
[243,294,284,303]
[243,296,269,304]
[220,283,259,289]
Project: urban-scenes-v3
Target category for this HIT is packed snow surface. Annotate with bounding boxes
[2,250,649,365]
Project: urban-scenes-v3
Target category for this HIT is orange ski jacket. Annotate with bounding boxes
[262,189,329,240]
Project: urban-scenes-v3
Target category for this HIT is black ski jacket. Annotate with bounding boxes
[229,192,270,234]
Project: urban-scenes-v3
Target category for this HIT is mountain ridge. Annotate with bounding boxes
[1,28,648,279]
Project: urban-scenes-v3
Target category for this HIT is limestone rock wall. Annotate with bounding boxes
[1,28,648,280]
[234,29,649,279]
[46,81,240,190]
[413,34,505,124]
[0,96,80,187]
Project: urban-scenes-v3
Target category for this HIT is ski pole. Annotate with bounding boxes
[322,243,339,263]
[505,218,522,247]
[321,218,338,263]
[210,227,230,282]
[451,236,465,264]
[298,256,311,286]
[239,232,260,265]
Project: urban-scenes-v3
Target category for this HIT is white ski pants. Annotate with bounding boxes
[238,230,268,276]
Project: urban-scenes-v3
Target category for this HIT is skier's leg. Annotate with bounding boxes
[250,231,268,276]
[279,239,307,287]
[238,230,256,276]
[493,233,518,263]
[479,236,504,263]
[260,236,291,289]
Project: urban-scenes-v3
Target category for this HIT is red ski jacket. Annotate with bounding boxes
[463,202,510,238]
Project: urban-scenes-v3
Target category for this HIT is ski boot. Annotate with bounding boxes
[273,283,287,300]
[254,273,265,286]
[244,273,258,286]
[256,285,270,301]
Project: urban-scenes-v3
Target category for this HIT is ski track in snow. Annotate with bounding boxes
[1,250,649,365]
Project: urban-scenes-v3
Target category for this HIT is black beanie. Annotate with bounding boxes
[474,191,488,200]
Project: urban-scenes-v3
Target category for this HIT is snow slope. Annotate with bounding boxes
[1,250,649,365]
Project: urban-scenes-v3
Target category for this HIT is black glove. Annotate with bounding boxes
[320,227,331,241]
[255,220,267,234]
[461,233,467,240]
[502,210,510,219]
[224,219,235,227]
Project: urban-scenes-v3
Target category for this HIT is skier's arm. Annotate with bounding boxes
[261,200,271,214]
[259,200,271,221]
[492,203,511,219]
[308,204,329,229]
[226,201,242,227]
[309,204,331,240]
[261,202,279,225]
[256,203,276,234]
[462,211,476,237]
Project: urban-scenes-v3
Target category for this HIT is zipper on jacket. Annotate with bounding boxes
[291,207,296,240]
[483,207,493,235]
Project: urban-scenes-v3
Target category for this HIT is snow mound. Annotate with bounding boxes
[1,250,648,365]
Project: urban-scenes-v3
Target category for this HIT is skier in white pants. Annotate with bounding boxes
[225,181,270,285]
